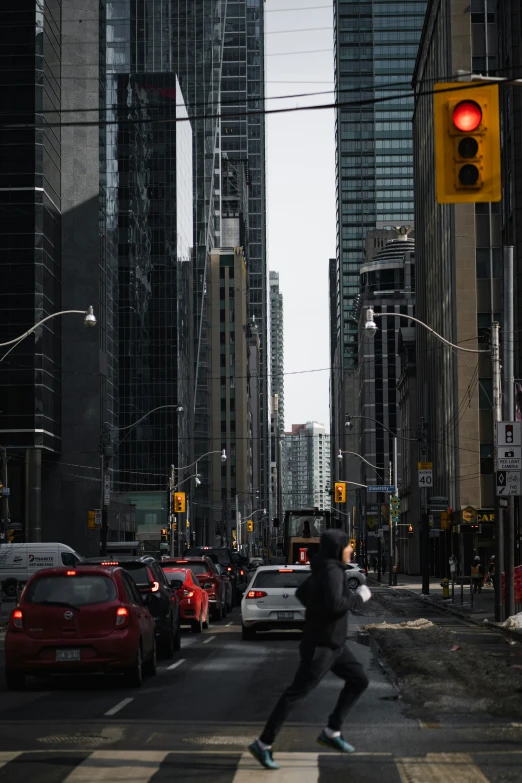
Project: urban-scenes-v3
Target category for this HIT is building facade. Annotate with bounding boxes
[269,271,284,523]
[413,0,499,574]
[283,423,330,512]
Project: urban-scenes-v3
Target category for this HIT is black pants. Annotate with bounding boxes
[260,641,369,745]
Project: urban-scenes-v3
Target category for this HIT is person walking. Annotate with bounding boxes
[371,555,378,573]
[471,555,484,594]
[248,529,371,770]
[381,554,387,575]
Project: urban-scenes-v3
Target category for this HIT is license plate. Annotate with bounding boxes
[56,649,81,662]
[277,612,294,620]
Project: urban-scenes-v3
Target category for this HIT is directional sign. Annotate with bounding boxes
[367,485,396,493]
[496,422,522,447]
[496,470,521,496]
[418,461,433,470]
[103,473,111,506]
[496,445,522,471]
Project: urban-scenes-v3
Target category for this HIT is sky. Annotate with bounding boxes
[265,0,335,433]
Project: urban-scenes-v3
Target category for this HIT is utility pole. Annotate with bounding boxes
[169,465,175,558]
[100,423,112,557]
[419,417,430,595]
[492,320,504,622]
[0,447,9,542]
[389,458,393,587]
[503,247,515,619]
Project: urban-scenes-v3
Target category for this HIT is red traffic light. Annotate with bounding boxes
[452,100,482,132]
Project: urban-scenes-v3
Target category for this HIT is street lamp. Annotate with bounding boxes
[362,307,501,608]
[0,307,97,364]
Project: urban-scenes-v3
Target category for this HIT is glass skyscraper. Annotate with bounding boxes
[334,0,426,371]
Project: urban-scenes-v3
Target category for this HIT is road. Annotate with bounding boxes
[0,594,521,782]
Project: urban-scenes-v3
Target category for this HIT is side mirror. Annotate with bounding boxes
[203,582,212,589]
[170,579,183,590]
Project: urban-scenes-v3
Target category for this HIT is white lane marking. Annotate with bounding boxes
[167,658,185,670]
[234,752,319,783]
[180,637,196,648]
[104,698,134,717]
[0,752,21,769]
[62,750,169,782]
[202,635,216,644]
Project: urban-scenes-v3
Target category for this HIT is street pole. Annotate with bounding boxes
[503,247,515,619]
[235,494,239,553]
[389,457,393,587]
[492,320,504,622]
[100,423,112,557]
[393,436,398,585]
[0,447,9,542]
[169,465,175,558]
[420,415,430,595]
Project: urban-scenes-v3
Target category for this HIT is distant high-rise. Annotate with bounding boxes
[270,272,284,522]
[283,423,330,511]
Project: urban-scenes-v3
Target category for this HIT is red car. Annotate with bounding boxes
[4,566,156,690]
[162,557,227,620]
[162,567,210,633]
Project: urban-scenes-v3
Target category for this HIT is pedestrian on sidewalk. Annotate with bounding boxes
[487,555,495,588]
[371,555,378,573]
[382,555,387,575]
[248,529,371,770]
[471,555,484,594]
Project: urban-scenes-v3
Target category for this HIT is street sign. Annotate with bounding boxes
[496,445,522,471]
[496,470,521,496]
[2,488,10,496]
[418,469,433,488]
[496,421,522,447]
[418,461,433,470]
[367,485,396,493]
[103,474,111,506]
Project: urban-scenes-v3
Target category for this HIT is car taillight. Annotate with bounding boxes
[151,581,160,592]
[11,609,23,629]
[240,569,244,576]
[115,607,129,628]
[182,589,195,598]
[101,561,119,566]
[66,570,76,576]
[227,566,232,572]
[246,590,267,599]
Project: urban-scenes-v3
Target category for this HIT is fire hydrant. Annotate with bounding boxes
[440,577,450,599]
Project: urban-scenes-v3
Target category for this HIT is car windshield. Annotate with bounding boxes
[253,570,310,589]
[25,575,117,607]
[163,569,188,583]
[120,564,152,586]
[190,549,229,565]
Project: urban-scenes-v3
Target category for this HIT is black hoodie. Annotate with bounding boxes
[295,529,362,649]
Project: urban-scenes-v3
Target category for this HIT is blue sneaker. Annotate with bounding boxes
[248,740,280,770]
[316,730,355,753]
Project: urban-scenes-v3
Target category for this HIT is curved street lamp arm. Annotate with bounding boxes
[115,404,183,432]
[340,450,380,471]
[0,309,90,348]
[347,414,419,443]
[373,311,489,354]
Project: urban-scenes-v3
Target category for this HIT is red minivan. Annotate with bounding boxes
[4,566,156,690]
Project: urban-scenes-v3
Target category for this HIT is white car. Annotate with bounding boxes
[241,565,310,640]
[345,562,367,589]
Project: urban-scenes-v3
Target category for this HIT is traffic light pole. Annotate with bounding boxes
[0,447,9,541]
[169,465,175,558]
[503,246,515,619]
[492,321,504,622]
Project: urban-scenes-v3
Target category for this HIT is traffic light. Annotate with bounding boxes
[350,538,356,550]
[246,519,254,533]
[172,492,186,513]
[434,82,500,203]
[334,482,346,503]
[408,524,414,535]
[161,527,169,544]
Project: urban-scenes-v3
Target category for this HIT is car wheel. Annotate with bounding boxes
[3,580,17,599]
[348,577,359,590]
[5,669,25,690]
[203,607,211,630]
[241,625,256,641]
[143,640,157,677]
[124,644,143,687]
[191,613,203,634]
[162,619,175,659]
[173,620,182,652]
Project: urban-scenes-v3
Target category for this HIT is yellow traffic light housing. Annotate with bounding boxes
[161,527,169,543]
[334,482,346,503]
[173,492,186,513]
[434,82,500,203]
[246,519,254,533]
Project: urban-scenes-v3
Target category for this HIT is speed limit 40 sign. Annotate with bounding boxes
[418,461,433,488]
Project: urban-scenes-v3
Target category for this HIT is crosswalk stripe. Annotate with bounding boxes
[62,750,169,782]
[233,752,320,783]
[396,753,490,783]
[0,753,21,769]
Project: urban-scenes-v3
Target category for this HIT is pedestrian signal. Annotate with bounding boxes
[173,492,186,513]
[350,538,356,550]
[434,82,500,203]
[246,519,254,533]
[334,482,346,503]
[161,527,169,543]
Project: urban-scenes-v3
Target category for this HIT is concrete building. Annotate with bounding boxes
[283,423,330,512]
[269,272,284,523]
[413,0,499,574]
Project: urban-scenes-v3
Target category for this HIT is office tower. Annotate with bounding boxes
[221,0,269,518]
[413,0,499,574]
[283,423,330,511]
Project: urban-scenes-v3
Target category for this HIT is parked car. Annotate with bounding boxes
[344,562,367,589]
[161,557,226,621]
[241,565,311,640]
[215,564,233,613]
[0,543,82,598]
[163,567,210,634]
[4,565,156,689]
[79,556,180,657]
[185,547,243,605]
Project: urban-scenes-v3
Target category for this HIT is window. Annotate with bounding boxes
[61,552,79,566]
[25,575,118,606]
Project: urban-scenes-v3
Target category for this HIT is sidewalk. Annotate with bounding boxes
[368,571,495,623]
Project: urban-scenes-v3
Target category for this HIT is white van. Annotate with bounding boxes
[0,543,82,598]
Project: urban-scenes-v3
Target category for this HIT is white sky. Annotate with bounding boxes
[265,0,335,433]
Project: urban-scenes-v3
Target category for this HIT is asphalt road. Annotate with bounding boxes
[0,597,521,782]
